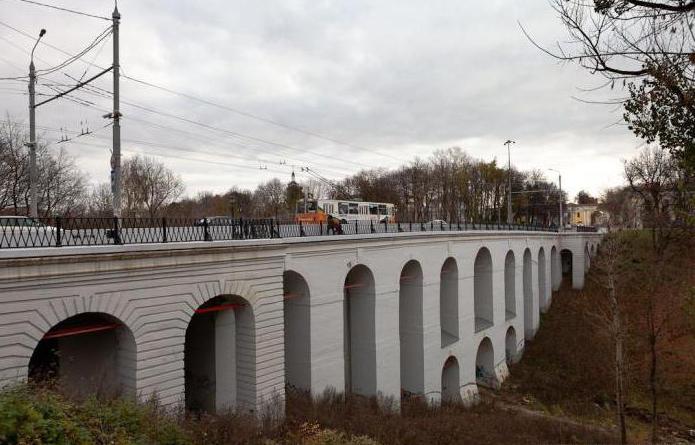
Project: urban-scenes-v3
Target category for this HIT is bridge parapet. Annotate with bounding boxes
[1,216,580,250]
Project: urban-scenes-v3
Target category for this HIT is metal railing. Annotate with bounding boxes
[0,216,566,249]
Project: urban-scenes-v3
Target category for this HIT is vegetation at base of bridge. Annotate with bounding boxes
[0,383,618,445]
[508,229,695,444]
[0,216,580,249]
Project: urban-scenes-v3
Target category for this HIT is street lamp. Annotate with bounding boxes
[548,168,563,231]
[28,28,46,218]
[504,140,515,224]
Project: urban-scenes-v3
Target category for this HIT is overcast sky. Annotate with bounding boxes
[0,0,643,201]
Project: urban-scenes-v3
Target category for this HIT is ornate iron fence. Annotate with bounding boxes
[0,216,566,249]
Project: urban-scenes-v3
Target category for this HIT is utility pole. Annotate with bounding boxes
[504,139,515,224]
[28,29,46,218]
[111,4,122,217]
[549,168,563,230]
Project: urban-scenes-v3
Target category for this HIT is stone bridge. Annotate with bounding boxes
[0,230,600,413]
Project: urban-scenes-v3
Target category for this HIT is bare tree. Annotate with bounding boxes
[36,147,88,217]
[624,147,683,254]
[590,235,629,444]
[254,178,286,219]
[0,120,89,217]
[122,155,184,217]
[87,183,113,217]
[0,119,30,214]
[530,1,694,168]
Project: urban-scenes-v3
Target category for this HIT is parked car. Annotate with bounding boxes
[425,219,448,227]
[0,216,58,247]
[194,216,234,227]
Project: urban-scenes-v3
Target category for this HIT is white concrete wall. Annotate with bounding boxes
[0,230,601,413]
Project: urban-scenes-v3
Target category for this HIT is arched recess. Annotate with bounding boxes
[441,356,461,403]
[400,260,424,397]
[284,270,310,391]
[440,257,459,347]
[344,264,376,396]
[561,249,573,287]
[28,312,136,399]
[504,250,516,320]
[185,294,254,412]
[475,337,497,389]
[538,247,547,311]
[550,246,560,292]
[585,243,591,272]
[505,326,518,365]
[474,247,494,332]
[523,248,534,339]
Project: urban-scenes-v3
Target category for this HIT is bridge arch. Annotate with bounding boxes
[185,294,254,412]
[284,270,310,391]
[504,250,516,320]
[28,312,136,399]
[440,257,459,347]
[400,260,424,398]
[441,356,461,403]
[523,248,534,340]
[561,249,573,287]
[505,326,518,365]
[474,247,494,332]
[538,247,548,311]
[343,264,376,396]
[475,337,497,389]
[551,246,560,292]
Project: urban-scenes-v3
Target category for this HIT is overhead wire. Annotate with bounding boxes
[35,77,351,176]
[0,19,398,170]
[121,75,404,162]
[0,19,395,181]
[13,0,111,21]
[37,25,112,76]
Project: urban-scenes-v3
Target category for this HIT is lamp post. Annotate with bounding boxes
[504,140,515,224]
[549,168,563,231]
[28,28,46,218]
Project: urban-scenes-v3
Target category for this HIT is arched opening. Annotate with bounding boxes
[440,257,459,347]
[561,249,573,287]
[585,243,591,272]
[505,326,518,365]
[523,248,534,339]
[441,356,461,403]
[400,260,424,398]
[344,264,376,396]
[504,250,516,320]
[28,312,136,399]
[551,246,560,292]
[538,247,547,311]
[474,247,494,332]
[475,337,497,389]
[284,271,310,391]
[185,294,254,412]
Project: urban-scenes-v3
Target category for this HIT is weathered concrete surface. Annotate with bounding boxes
[0,230,600,412]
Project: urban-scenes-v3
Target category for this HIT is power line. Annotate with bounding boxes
[122,75,403,162]
[37,26,112,76]
[0,19,400,168]
[0,19,393,176]
[34,78,352,177]
[3,120,300,176]
[14,0,110,21]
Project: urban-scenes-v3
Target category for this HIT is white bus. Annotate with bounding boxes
[296,199,396,223]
